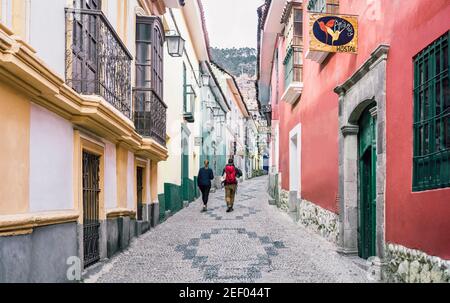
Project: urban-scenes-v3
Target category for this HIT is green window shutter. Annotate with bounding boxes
[413,31,450,191]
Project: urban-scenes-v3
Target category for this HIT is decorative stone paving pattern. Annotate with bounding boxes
[176,228,286,282]
[205,205,260,221]
[91,177,370,283]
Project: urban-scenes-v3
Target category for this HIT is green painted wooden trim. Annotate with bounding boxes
[358,106,377,259]
[158,193,166,221]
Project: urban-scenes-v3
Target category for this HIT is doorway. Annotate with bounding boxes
[82,151,101,268]
[289,125,301,196]
[136,167,144,221]
[358,106,377,259]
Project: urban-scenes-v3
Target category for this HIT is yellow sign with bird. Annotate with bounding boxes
[309,13,358,54]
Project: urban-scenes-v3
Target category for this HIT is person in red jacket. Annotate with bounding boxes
[222,158,242,213]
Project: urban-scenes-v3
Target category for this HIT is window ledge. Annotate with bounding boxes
[183,112,195,123]
[281,82,303,105]
[305,49,329,64]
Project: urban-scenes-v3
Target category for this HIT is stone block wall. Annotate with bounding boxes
[386,243,450,283]
[297,199,340,244]
[278,189,290,212]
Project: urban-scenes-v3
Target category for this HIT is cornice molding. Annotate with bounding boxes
[334,44,390,96]
[0,211,79,235]
[341,125,359,137]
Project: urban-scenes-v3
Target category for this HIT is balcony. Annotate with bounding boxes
[183,84,196,123]
[305,49,329,64]
[282,47,303,104]
[65,8,132,118]
[134,89,168,147]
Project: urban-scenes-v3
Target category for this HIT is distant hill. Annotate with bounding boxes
[210,47,257,77]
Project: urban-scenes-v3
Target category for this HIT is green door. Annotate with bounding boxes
[358,106,377,259]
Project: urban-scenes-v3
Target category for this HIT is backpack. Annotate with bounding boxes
[225,165,237,184]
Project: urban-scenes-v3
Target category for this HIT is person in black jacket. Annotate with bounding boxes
[197,160,214,212]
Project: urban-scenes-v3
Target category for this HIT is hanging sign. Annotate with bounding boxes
[309,13,358,54]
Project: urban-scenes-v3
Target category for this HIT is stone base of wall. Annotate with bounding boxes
[386,243,450,283]
[296,199,340,244]
[0,222,78,283]
[278,189,290,212]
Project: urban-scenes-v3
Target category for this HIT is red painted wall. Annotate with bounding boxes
[269,0,450,258]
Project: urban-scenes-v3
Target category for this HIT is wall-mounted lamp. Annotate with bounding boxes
[166,30,185,57]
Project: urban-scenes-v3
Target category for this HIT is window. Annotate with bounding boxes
[136,16,164,99]
[326,0,339,14]
[183,62,187,112]
[134,16,167,144]
[74,0,101,10]
[308,0,339,13]
[284,47,303,88]
[413,31,450,191]
[284,6,303,49]
[182,62,196,122]
[0,0,12,28]
[308,0,326,12]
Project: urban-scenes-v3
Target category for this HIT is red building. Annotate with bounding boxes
[258,0,450,282]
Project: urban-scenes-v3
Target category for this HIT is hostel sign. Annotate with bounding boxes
[309,13,358,54]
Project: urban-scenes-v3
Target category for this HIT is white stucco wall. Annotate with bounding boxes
[105,0,118,30]
[104,141,117,209]
[29,103,73,212]
[127,151,134,210]
[29,0,66,78]
[0,0,12,28]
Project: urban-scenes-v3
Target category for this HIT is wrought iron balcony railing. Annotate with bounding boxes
[134,88,167,147]
[65,8,132,118]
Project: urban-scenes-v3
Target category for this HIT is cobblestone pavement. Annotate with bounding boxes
[89,176,370,283]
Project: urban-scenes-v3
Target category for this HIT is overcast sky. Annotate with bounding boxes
[202,0,264,49]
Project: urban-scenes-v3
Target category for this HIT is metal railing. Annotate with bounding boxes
[65,8,132,118]
[134,88,167,147]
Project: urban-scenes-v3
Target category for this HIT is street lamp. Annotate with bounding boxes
[166,30,185,57]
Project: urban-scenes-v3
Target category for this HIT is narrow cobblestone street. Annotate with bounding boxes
[87,177,369,283]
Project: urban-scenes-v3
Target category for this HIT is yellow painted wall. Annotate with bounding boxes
[11,0,26,39]
[116,144,128,208]
[117,0,128,43]
[0,82,30,215]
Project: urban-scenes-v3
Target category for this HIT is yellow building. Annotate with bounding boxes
[0,0,174,282]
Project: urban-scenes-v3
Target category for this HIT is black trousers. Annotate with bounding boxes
[199,185,211,205]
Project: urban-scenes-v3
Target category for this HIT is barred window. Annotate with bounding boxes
[413,31,450,191]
